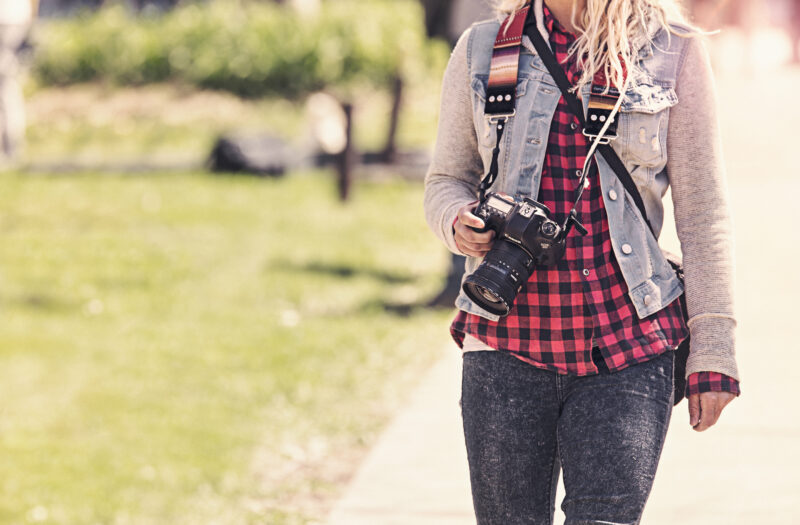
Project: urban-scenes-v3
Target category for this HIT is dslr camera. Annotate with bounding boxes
[462,192,584,316]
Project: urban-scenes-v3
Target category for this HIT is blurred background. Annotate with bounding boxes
[0,0,797,524]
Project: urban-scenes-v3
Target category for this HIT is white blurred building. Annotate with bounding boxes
[0,0,33,162]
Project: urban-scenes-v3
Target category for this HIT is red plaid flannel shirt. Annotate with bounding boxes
[451,4,739,398]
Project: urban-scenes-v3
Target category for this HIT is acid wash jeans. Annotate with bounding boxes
[461,348,674,525]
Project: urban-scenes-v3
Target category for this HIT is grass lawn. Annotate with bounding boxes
[24,82,442,168]
[0,170,453,524]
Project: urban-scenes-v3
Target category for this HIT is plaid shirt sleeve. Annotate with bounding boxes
[686,372,741,397]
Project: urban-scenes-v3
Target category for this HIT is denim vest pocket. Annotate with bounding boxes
[618,83,677,167]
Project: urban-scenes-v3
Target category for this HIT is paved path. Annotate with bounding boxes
[326,52,800,525]
[325,349,475,525]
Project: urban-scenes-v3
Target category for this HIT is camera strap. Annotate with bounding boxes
[523,10,657,236]
[479,5,530,201]
[479,3,625,239]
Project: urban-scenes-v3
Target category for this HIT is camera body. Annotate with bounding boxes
[471,192,566,266]
[462,192,568,317]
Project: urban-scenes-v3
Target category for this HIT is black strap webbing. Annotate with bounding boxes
[523,16,656,237]
[478,117,506,201]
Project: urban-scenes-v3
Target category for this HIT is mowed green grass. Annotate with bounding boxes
[0,171,453,524]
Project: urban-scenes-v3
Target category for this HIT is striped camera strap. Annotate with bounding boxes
[484,5,529,118]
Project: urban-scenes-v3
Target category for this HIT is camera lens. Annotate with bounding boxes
[463,240,534,316]
[540,220,558,239]
[476,286,503,304]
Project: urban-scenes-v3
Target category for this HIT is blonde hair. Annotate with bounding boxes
[495,0,693,93]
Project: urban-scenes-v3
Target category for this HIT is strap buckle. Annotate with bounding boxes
[487,111,515,122]
[582,129,616,145]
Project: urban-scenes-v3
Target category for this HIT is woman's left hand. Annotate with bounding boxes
[688,392,736,431]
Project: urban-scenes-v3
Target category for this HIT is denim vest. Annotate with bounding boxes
[456,18,690,322]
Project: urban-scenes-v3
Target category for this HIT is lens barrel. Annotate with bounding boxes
[462,240,534,316]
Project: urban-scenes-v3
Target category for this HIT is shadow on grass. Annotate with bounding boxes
[270,260,417,285]
[359,298,451,318]
[268,259,452,317]
[4,293,79,313]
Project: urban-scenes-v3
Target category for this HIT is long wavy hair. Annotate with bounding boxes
[496,0,693,92]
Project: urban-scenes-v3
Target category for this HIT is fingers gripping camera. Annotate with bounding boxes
[463,192,583,317]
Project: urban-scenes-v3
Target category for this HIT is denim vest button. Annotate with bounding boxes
[542,88,554,94]
[609,189,618,200]
[644,294,652,306]
[622,243,633,254]
[529,138,541,144]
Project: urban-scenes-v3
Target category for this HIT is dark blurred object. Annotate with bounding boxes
[38,0,178,16]
[422,0,451,40]
[129,0,179,11]
[379,75,403,164]
[337,102,354,200]
[426,253,466,307]
[39,0,103,15]
[421,0,493,45]
[207,134,289,177]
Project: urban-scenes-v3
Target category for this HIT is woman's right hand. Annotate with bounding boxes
[454,201,496,257]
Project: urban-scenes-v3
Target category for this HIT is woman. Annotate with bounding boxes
[423,0,740,523]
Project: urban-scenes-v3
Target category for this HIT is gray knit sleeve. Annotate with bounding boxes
[424,28,484,255]
[667,35,740,381]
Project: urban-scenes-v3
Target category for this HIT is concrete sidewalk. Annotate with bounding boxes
[325,348,475,525]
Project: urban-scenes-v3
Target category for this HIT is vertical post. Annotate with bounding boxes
[381,75,403,164]
[337,102,354,201]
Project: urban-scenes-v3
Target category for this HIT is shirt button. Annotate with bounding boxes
[609,189,618,201]
[644,294,652,306]
[570,122,578,130]
[582,269,590,277]
[574,169,582,178]
[621,243,633,254]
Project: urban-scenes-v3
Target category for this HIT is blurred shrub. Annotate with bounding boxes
[33,0,449,98]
